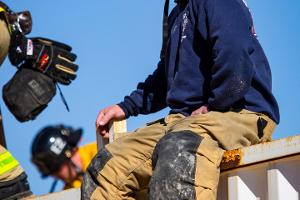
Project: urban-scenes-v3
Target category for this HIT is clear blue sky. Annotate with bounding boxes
[0,0,299,195]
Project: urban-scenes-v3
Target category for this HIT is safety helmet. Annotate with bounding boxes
[0,1,32,35]
[0,2,32,65]
[31,125,83,178]
[0,1,9,15]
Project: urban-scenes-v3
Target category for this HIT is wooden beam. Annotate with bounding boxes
[96,120,127,150]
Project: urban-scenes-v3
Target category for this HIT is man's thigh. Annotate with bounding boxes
[149,115,224,199]
[169,109,276,150]
[154,110,275,199]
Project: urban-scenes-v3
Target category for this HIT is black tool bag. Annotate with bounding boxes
[2,68,56,122]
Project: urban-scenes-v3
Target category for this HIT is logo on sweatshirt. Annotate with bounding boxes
[181,11,189,42]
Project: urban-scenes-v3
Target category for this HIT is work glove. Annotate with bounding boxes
[8,33,78,85]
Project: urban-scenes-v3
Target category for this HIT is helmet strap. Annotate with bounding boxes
[49,180,58,193]
[71,160,84,177]
[65,159,84,185]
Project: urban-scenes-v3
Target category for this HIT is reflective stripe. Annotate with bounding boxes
[0,151,19,176]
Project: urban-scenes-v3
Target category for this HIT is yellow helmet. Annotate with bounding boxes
[0,6,5,13]
[0,1,8,12]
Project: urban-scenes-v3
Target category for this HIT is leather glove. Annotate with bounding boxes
[8,33,78,85]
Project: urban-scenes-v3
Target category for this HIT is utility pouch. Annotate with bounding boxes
[2,68,56,122]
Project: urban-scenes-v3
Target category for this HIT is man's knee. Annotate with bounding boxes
[149,130,203,200]
[81,148,112,200]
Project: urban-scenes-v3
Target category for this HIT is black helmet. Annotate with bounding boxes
[31,125,83,178]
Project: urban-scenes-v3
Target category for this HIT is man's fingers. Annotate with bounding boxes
[95,108,114,128]
[95,105,125,133]
[191,110,200,116]
[191,106,209,116]
[96,125,108,136]
[200,106,209,114]
[100,109,114,126]
[96,111,105,128]
[101,129,108,136]
[102,132,110,139]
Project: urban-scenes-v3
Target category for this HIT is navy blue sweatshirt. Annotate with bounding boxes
[118,0,280,124]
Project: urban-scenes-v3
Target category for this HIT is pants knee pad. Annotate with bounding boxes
[81,148,112,200]
[149,130,203,200]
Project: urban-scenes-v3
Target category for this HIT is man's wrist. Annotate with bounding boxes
[117,102,131,119]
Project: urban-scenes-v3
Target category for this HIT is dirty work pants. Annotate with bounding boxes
[82,110,276,200]
[0,145,24,183]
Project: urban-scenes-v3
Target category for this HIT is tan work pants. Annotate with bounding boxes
[82,109,276,200]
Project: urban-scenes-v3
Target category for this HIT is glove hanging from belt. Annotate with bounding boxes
[3,33,79,122]
[8,33,78,85]
[1,2,78,122]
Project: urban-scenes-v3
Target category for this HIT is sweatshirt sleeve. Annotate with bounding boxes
[198,0,256,111]
[118,60,167,118]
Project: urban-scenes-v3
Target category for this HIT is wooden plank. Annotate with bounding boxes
[108,120,127,143]
[96,120,127,150]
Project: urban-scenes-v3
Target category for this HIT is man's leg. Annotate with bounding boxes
[81,119,167,200]
[0,145,32,200]
[149,129,223,200]
[149,110,276,200]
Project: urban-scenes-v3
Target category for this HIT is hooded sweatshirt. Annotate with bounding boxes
[119,0,280,124]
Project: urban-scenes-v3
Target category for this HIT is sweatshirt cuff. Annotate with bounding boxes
[117,102,131,119]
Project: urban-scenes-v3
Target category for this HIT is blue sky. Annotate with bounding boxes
[0,0,299,195]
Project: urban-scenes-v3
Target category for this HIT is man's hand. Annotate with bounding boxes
[95,105,126,137]
[191,105,209,116]
[8,34,78,85]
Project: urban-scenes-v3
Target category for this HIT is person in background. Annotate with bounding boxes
[31,125,97,190]
[0,1,78,199]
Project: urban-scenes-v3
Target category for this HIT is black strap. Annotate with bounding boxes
[70,160,84,177]
[57,84,70,112]
[49,180,58,193]
[160,0,170,60]
[0,107,7,148]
